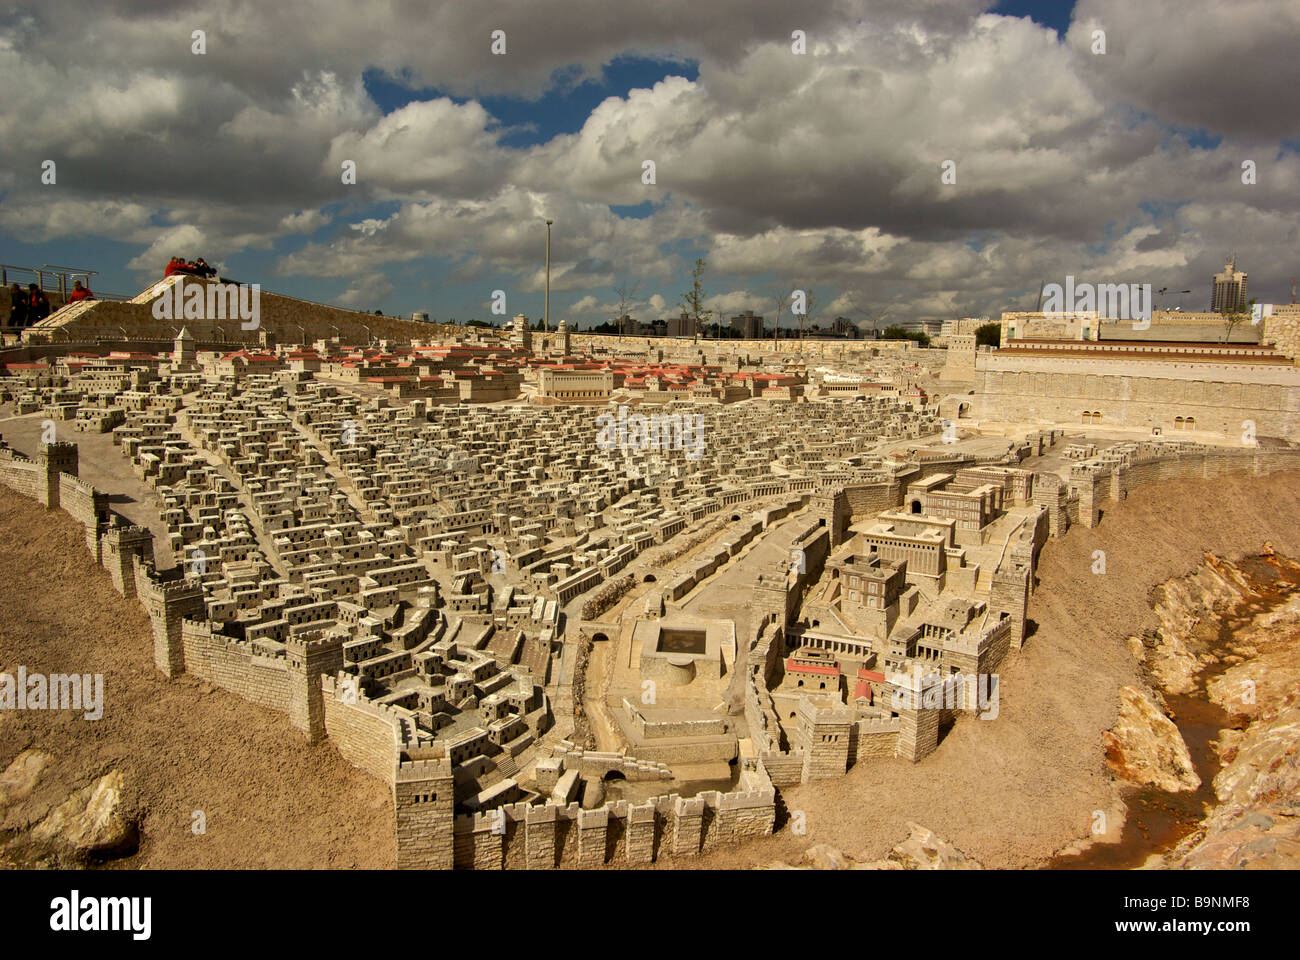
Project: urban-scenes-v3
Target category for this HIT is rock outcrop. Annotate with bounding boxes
[29,770,139,862]
[1102,686,1200,793]
[0,750,51,807]
[1143,553,1257,694]
[765,824,982,870]
[1161,559,1300,868]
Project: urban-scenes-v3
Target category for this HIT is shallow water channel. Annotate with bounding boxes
[1049,555,1299,869]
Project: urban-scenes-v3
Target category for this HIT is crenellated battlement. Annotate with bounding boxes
[395,756,452,782]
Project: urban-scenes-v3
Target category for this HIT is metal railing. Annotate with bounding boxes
[0,262,130,301]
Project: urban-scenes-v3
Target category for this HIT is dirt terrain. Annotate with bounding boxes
[0,485,395,869]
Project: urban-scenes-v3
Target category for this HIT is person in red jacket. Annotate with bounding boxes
[164,256,182,277]
[26,284,50,323]
[67,280,94,302]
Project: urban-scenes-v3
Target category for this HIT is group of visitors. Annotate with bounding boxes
[164,256,217,279]
[5,282,60,328]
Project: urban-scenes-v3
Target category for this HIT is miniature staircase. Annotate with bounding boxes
[31,298,98,329]
[494,754,519,779]
[130,275,185,304]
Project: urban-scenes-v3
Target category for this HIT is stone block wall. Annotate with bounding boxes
[1073,470,1103,528]
[394,756,455,870]
[973,361,1300,438]
[453,812,506,869]
[27,281,461,347]
[101,524,154,597]
[990,561,1031,650]
[138,569,206,677]
[446,770,776,869]
[320,674,404,783]
[179,619,292,712]
[58,474,107,561]
[798,699,852,780]
[897,700,940,762]
[1262,309,1300,363]
[286,634,346,741]
[843,480,904,521]
[756,752,804,786]
[848,717,901,763]
[0,449,46,502]
[1033,475,1070,537]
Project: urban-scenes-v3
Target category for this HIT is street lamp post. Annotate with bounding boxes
[544,219,553,334]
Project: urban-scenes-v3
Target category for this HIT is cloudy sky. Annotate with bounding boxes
[1,0,1297,329]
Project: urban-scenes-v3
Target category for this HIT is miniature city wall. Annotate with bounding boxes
[449,747,774,869]
[0,436,780,869]
[566,331,921,360]
[970,352,1300,437]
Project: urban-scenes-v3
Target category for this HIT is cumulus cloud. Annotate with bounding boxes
[704,290,770,317]
[337,273,394,307]
[567,295,600,314]
[0,0,1296,317]
[279,209,332,233]
[126,224,210,271]
[1067,0,1300,141]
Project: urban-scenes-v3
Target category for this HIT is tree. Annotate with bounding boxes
[1222,297,1255,343]
[613,278,642,332]
[882,324,931,347]
[843,290,890,339]
[795,285,817,339]
[680,258,707,337]
[771,287,792,342]
[975,322,1001,347]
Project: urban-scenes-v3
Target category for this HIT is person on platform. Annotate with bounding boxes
[67,279,95,302]
[26,284,50,324]
[165,255,200,277]
[6,283,27,328]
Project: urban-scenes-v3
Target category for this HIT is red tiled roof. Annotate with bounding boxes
[786,658,840,677]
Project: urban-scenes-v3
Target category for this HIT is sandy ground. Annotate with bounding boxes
[650,469,1300,869]
[0,485,395,869]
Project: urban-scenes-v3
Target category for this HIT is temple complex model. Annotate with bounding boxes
[2,273,1299,869]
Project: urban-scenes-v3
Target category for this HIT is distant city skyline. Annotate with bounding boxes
[2,0,1298,329]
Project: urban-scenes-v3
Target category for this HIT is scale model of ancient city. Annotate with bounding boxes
[2,254,1298,870]
[10,0,1300,879]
